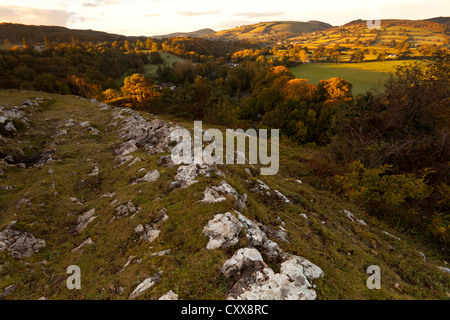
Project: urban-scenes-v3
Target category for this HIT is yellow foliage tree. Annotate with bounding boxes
[121,73,160,109]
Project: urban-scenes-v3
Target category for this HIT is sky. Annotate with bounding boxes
[0,0,448,36]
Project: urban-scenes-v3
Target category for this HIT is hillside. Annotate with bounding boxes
[152,28,215,39]
[0,90,448,300]
[0,23,134,45]
[208,21,333,40]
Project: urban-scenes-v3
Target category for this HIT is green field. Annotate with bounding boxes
[143,51,187,76]
[290,60,419,94]
[116,51,187,85]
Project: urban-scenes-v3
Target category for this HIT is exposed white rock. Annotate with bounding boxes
[115,201,138,217]
[5,122,16,132]
[159,290,178,300]
[88,164,99,177]
[128,272,162,300]
[127,157,142,167]
[137,208,168,243]
[150,249,171,257]
[133,169,160,184]
[0,221,46,258]
[342,210,367,226]
[222,248,321,300]
[274,190,290,203]
[203,212,243,249]
[171,163,199,189]
[115,155,133,167]
[281,255,324,281]
[115,140,137,156]
[221,248,265,277]
[381,231,401,241]
[76,209,97,233]
[253,179,271,196]
[296,179,303,184]
[101,192,116,198]
[71,238,94,253]
[438,266,450,274]
[201,181,246,211]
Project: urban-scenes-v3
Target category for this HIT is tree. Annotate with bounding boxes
[318,77,353,102]
[22,37,32,50]
[44,35,52,50]
[121,73,160,109]
[350,50,365,62]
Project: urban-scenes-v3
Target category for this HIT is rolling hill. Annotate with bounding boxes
[208,21,333,40]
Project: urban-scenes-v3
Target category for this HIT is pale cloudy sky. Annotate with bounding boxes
[0,0,448,36]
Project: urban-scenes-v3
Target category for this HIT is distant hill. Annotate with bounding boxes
[0,23,138,45]
[343,18,448,33]
[208,21,333,40]
[426,16,450,26]
[152,28,215,39]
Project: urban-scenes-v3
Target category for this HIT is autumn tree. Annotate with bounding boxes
[121,73,160,109]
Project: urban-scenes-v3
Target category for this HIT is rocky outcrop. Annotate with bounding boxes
[221,248,323,300]
[0,221,46,258]
[202,212,243,249]
[202,181,247,211]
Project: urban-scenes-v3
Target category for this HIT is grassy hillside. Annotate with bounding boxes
[210,21,332,40]
[0,90,448,300]
[290,60,417,94]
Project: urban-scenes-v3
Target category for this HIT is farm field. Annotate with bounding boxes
[290,60,420,94]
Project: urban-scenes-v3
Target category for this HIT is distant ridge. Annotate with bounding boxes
[0,23,133,44]
[152,28,215,39]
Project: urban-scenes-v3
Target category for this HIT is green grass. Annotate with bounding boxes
[290,60,418,95]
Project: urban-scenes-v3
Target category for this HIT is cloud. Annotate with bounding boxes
[234,11,285,18]
[177,10,221,17]
[82,1,118,7]
[0,5,71,26]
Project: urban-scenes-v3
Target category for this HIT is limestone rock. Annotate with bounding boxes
[71,238,94,253]
[159,290,178,300]
[0,221,46,258]
[115,201,138,217]
[128,272,162,300]
[0,285,16,299]
[134,169,160,184]
[343,210,367,226]
[202,212,243,249]
[274,190,290,203]
[76,208,96,233]
[202,181,246,211]
[222,248,321,300]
